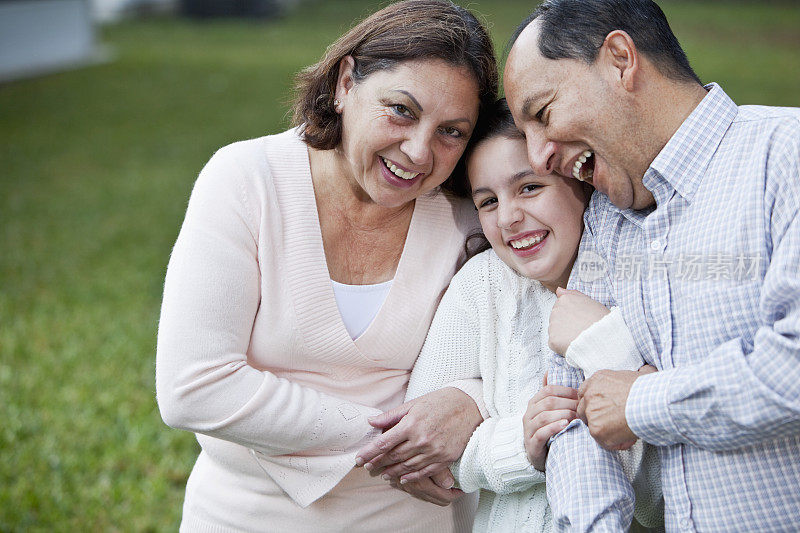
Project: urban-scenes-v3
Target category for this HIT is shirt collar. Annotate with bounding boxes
[644,83,738,205]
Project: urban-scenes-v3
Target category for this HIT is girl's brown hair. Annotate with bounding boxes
[292,0,498,166]
[459,98,524,259]
[459,98,593,261]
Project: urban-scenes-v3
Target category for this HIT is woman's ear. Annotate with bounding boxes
[334,55,356,103]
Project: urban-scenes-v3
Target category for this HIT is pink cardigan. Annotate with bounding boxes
[156,129,480,529]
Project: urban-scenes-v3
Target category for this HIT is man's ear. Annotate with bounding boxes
[335,55,356,102]
[599,30,639,92]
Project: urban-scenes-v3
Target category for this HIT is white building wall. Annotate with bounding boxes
[0,0,102,81]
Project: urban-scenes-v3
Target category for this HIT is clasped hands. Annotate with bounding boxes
[355,387,480,506]
[353,381,591,505]
[524,367,655,466]
[357,288,655,505]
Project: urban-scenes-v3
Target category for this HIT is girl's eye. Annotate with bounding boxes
[439,126,463,139]
[522,184,541,194]
[392,104,413,118]
[477,197,497,209]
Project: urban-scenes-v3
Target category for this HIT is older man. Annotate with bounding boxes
[504,0,800,531]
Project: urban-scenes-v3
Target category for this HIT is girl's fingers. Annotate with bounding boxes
[527,409,577,430]
[429,467,455,489]
[380,459,421,480]
[399,477,459,506]
[525,396,579,419]
[530,419,571,452]
[529,384,579,404]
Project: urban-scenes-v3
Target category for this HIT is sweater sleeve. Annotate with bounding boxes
[452,412,545,494]
[559,286,663,526]
[156,147,380,462]
[405,265,486,416]
[407,256,544,492]
[565,306,644,378]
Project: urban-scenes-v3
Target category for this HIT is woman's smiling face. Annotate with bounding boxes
[469,135,589,291]
[335,57,480,208]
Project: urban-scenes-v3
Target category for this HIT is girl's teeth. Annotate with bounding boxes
[510,234,544,249]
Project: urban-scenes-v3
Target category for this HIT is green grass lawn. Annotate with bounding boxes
[1,1,798,530]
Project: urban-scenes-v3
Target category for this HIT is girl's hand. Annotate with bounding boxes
[523,373,579,471]
[355,387,482,480]
[548,288,611,355]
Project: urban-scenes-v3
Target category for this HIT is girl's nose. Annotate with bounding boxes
[497,200,523,230]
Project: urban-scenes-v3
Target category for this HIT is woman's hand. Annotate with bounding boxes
[388,470,464,506]
[548,288,611,355]
[355,387,482,481]
[523,374,579,471]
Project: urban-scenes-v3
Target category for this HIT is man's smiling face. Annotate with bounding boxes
[504,20,655,210]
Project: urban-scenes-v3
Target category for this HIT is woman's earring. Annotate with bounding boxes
[333,99,342,113]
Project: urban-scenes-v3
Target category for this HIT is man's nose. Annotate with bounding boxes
[526,132,559,177]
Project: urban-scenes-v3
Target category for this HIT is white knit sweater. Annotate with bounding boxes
[406,250,663,532]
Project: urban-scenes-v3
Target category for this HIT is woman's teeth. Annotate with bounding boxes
[382,157,420,180]
[510,234,545,249]
[572,150,594,182]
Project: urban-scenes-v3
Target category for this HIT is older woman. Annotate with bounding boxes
[155,1,497,531]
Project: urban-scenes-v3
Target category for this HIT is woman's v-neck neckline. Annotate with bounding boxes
[274,132,427,366]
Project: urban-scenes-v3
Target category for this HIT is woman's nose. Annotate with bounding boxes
[400,127,433,167]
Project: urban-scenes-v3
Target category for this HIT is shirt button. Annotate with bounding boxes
[650,239,663,251]
[680,518,693,531]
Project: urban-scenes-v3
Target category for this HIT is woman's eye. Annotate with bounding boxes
[439,126,463,139]
[522,184,540,194]
[392,104,413,118]
[535,105,547,122]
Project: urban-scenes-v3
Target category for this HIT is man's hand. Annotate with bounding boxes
[524,373,579,471]
[548,288,611,355]
[355,387,482,481]
[577,369,642,450]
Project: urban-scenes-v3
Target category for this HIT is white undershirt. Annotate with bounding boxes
[331,279,393,340]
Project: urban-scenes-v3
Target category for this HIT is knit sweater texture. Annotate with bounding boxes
[156,128,481,531]
[407,250,663,532]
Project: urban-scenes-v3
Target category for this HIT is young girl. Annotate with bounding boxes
[405,99,662,532]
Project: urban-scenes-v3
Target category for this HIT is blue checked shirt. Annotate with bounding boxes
[546,84,800,532]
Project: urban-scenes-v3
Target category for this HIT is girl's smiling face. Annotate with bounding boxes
[469,135,589,291]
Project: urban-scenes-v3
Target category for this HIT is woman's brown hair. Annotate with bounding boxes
[292,0,498,164]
